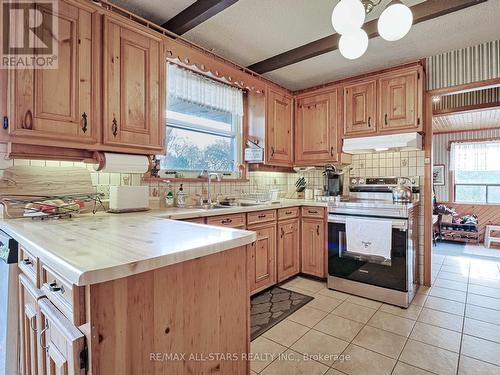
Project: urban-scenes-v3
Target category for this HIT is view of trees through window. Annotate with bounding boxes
[455,170,500,203]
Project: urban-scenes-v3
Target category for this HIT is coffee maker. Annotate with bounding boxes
[323,165,344,196]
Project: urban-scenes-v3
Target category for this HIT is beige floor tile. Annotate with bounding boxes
[418,307,464,332]
[429,286,467,303]
[325,370,346,375]
[440,264,469,275]
[286,277,326,293]
[463,317,500,343]
[411,293,428,307]
[314,314,364,342]
[306,295,343,313]
[410,321,461,353]
[434,278,468,292]
[469,277,500,290]
[250,336,287,373]
[400,339,458,375]
[367,310,415,337]
[345,295,382,309]
[424,296,465,316]
[287,306,328,328]
[291,329,349,366]
[437,271,469,283]
[263,320,309,347]
[260,349,329,375]
[458,355,500,375]
[352,325,407,359]
[468,284,500,299]
[332,344,396,375]
[461,334,500,366]
[331,302,376,324]
[418,285,432,295]
[281,285,317,297]
[467,293,500,311]
[443,257,470,266]
[392,361,434,375]
[465,304,500,325]
[379,303,422,320]
[317,288,350,301]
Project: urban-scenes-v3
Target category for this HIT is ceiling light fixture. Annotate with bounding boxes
[331,0,413,60]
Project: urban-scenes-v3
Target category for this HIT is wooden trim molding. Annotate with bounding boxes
[428,77,500,96]
[424,92,433,287]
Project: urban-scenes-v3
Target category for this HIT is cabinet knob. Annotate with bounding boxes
[112,117,118,137]
[81,112,88,133]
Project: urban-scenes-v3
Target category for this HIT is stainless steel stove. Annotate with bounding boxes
[325,177,420,308]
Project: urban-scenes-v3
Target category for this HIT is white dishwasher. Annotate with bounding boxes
[0,230,18,375]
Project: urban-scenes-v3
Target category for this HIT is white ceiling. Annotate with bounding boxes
[110,0,500,91]
[433,108,500,133]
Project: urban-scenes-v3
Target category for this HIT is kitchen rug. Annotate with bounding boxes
[250,286,313,341]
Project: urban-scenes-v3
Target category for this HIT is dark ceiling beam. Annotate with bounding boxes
[162,0,239,35]
[247,0,487,74]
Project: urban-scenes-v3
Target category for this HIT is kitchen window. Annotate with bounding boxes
[451,140,500,204]
[158,63,244,175]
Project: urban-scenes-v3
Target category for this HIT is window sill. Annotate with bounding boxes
[144,176,249,183]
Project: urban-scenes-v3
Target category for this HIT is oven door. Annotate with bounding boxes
[328,214,408,292]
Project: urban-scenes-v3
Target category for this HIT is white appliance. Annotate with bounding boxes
[343,132,422,154]
[0,230,18,375]
[109,186,150,213]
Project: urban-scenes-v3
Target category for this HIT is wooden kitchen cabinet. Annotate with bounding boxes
[295,90,339,165]
[38,299,86,375]
[378,68,423,132]
[8,0,99,147]
[277,218,300,282]
[103,15,164,153]
[247,223,277,294]
[266,89,293,166]
[343,80,377,137]
[19,274,45,375]
[301,207,326,278]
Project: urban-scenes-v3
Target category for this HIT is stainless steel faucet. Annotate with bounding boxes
[207,172,221,206]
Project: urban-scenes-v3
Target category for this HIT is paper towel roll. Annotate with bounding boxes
[94,153,150,174]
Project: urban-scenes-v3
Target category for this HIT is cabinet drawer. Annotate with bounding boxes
[207,213,246,229]
[18,246,38,287]
[301,207,325,218]
[40,263,85,325]
[247,210,277,226]
[183,217,206,224]
[278,207,299,220]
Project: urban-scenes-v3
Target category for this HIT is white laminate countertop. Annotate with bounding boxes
[0,214,256,286]
[0,199,326,286]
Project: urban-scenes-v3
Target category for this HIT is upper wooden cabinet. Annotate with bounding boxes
[343,81,377,136]
[378,69,422,132]
[9,1,98,147]
[103,16,165,153]
[266,89,293,166]
[295,90,339,165]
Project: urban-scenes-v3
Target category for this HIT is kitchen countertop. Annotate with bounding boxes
[0,213,256,286]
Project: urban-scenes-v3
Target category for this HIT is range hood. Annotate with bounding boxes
[343,132,422,154]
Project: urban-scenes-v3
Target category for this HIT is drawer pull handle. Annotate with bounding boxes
[111,117,118,137]
[221,218,233,224]
[330,147,334,157]
[39,320,49,351]
[308,210,318,214]
[384,113,388,125]
[22,258,32,265]
[368,116,372,127]
[285,211,293,215]
[22,110,33,130]
[258,214,266,219]
[271,147,275,157]
[81,112,88,133]
[49,281,64,294]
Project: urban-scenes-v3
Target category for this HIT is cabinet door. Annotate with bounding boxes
[9,1,98,146]
[103,16,164,152]
[247,223,277,294]
[344,81,377,136]
[295,91,338,164]
[301,218,325,277]
[38,299,85,375]
[19,274,45,375]
[267,89,293,166]
[379,69,421,132]
[277,218,300,282]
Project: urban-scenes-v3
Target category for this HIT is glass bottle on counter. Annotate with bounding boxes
[176,184,186,208]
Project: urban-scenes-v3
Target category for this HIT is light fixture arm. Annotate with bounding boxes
[361,0,383,14]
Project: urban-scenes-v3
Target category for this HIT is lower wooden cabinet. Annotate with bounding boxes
[248,223,277,294]
[301,216,326,278]
[38,299,86,375]
[277,218,300,282]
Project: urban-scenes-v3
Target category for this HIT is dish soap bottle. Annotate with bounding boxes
[165,180,174,207]
[176,184,186,208]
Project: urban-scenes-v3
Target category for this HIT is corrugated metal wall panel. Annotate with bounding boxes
[426,40,500,91]
[433,87,500,111]
[433,128,500,201]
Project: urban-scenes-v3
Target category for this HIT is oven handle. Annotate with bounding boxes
[328,214,407,231]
